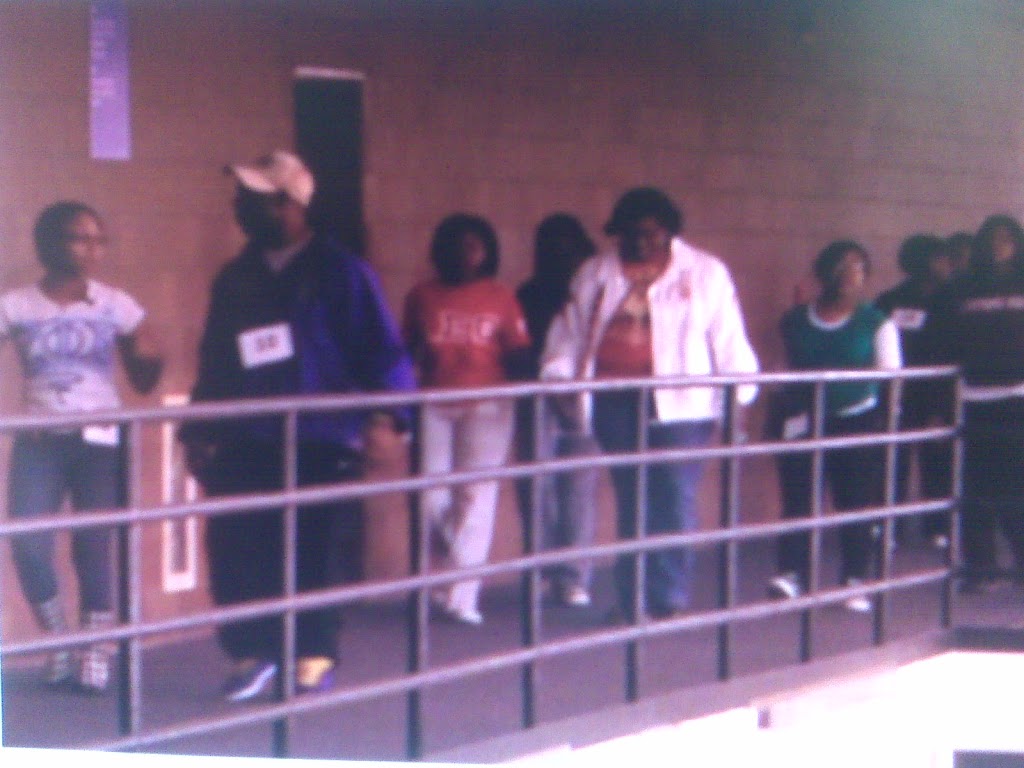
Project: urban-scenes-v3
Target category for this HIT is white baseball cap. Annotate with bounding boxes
[226,150,316,207]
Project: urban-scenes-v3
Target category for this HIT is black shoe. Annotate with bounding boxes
[648,604,687,620]
[957,576,1002,595]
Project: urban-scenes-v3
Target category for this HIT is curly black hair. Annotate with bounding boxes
[429,213,499,285]
[970,214,1024,276]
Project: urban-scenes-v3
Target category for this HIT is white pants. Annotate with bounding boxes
[420,399,515,615]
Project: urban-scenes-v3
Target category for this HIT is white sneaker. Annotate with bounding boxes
[767,573,802,599]
[445,606,483,626]
[843,579,872,613]
[561,585,592,607]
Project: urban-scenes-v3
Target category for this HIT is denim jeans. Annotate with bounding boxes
[592,390,714,615]
[8,432,121,611]
[515,396,600,590]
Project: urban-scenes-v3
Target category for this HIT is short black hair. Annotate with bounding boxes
[813,239,870,286]
[946,231,973,253]
[971,214,1024,275]
[34,200,101,270]
[896,233,948,279]
[533,213,595,278]
[603,187,683,237]
[429,213,500,285]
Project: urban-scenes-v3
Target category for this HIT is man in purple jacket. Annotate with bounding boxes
[180,150,415,702]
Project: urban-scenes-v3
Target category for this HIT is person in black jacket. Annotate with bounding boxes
[875,234,954,549]
[513,214,600,607]
[924,214,1024,593]
[180,151,415,701]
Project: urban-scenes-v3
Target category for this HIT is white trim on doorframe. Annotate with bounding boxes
[294,66,366,81]
[160,394,199,594]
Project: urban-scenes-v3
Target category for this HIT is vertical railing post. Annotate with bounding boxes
[520,391,543,729]
[874,373,901,645]
[800,380,826,663]
[625,385,649,703]
[406,403,427,760]
[273,410,299,756]
[118,416,144,736]
[944,372,966,628]
[0,453,5,748]
[717,384,740,681]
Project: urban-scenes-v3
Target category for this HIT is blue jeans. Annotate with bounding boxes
[515,397,600,590]
[8,432,121,611]
[593,391,714,615]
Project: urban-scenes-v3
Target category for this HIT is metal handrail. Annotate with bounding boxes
[0,365,963,757]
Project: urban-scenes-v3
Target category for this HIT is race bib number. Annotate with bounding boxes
[82,424,120,446]
[891,308,926,330]
[237,323,294,369]
[783,412,810,440]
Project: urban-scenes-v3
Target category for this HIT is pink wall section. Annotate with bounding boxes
[2,1,1023,642]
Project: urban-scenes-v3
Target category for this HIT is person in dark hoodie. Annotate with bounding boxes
[925,214,1024,593]
[875,234,954,549]
[514,213,600,607]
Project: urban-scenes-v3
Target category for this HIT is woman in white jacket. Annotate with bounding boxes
[541,187,758,620]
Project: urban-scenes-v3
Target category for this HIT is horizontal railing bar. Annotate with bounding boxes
[0,425,957,540]
[0,367,957,433]
[4,498,953,659]
[0,366,964,756]
[84,568,948,753]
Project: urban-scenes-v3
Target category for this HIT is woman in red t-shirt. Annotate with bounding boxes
[403,214,531,625]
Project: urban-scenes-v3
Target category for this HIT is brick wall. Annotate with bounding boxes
[2,0,1022,640]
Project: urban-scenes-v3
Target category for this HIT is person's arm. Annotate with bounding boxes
[540,267,600,431]
[874,319,903,369]
[178,272,236,481]
[400,286,425,376]
[117,319,164,394]
[707,264,760,405]
[346,258,417,432]
[501,291,534,381]
[539,266,594,382]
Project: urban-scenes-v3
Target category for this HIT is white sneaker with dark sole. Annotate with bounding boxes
[560,585,592,607]
[223,660,278,703]
[767,573,802,600]
[843,579,872,613]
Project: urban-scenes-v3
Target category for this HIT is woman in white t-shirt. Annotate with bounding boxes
[0,201,162,693]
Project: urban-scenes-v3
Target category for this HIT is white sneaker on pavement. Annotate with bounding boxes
[843,579,872,613]
[767,572,802,600]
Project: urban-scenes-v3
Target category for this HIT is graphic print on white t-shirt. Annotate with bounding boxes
[22,315,119,403]
[0,280,145,413]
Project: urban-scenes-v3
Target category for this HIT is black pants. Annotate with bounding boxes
[962,402,1024,576]
[776,409,884,585]
[894,400,953,540]
[202,440,363,661]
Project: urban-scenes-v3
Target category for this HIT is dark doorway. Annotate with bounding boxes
[294,74,365,254]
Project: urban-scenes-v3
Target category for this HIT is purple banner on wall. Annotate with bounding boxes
[90,0,132,160]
